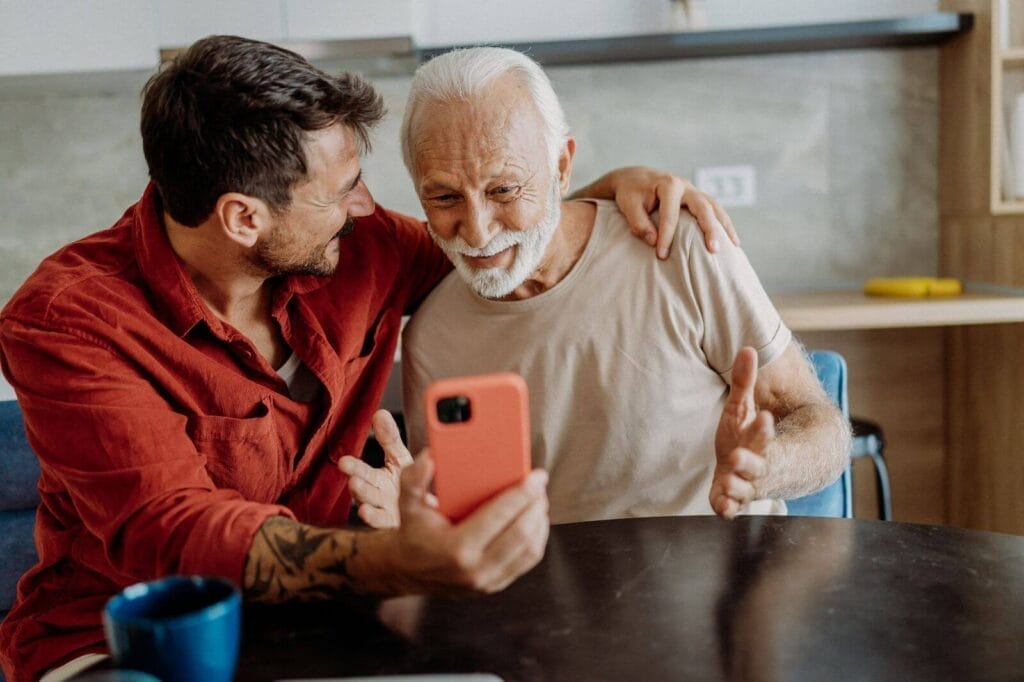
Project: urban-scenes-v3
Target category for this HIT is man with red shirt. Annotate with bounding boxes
[0,36,733,680]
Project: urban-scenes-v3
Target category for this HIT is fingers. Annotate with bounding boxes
[711,463,759,520]
[340,456,394,504]
[681,186,723,255]
[473,495,550,592]
[358,502,399,529]
[618,193,659,246]
[713,200,740,246]
[373,410,414,469]
[654,179,683,260]
[455,469,548,550]
[711,492,742,520]
[725,445,769,482]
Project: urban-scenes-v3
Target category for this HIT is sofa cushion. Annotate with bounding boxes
[0,509,38,612]
[0,401,40,512]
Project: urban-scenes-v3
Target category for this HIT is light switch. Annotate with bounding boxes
[694,165,757,207]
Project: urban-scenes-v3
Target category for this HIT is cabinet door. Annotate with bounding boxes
[284,0,413,42]
[412,0,673,48]
[155,0,284,48]
[0,0,158,76]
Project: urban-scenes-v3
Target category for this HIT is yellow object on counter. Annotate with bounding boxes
[863,277,963,298]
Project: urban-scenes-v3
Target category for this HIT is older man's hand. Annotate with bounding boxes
[711,347,774,519]
[574,166,739,260]
[339,410,413,529]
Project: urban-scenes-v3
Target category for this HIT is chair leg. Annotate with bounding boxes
[865,449,893,521]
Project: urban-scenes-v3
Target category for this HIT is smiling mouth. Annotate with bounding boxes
[463,246,513,268]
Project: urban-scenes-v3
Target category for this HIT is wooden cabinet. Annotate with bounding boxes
[941,0,1024,215]
[940,0,1024,534]
[995,0,1024,212]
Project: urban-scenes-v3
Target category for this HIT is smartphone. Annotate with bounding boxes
[424,372,531,522]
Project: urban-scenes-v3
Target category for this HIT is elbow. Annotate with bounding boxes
[831,407,854,482]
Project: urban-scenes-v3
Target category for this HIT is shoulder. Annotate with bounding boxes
[403,271,464,335]
[2,221,141,331]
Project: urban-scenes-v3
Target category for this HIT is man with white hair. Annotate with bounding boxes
[397,47,851,523]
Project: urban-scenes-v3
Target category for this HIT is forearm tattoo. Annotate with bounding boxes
[243,516,369,604]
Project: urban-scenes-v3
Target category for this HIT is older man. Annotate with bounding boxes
[397,47,850,524]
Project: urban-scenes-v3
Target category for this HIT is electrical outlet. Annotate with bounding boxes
[694,165,757,207]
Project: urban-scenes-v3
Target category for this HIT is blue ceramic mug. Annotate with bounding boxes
[103,575,241,682]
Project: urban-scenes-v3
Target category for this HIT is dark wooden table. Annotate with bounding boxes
[237,516,1024,681]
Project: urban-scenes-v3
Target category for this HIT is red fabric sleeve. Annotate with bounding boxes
[0,319,295,585]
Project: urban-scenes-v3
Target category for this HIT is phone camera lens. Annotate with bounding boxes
[437,396,471,423]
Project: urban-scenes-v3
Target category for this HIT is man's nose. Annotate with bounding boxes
[349,180,375,218]
[460,200,496,249]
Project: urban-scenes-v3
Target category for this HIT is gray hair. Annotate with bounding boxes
[400,47,570,178]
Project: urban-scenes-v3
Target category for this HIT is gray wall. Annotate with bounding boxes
[0,48,938,400]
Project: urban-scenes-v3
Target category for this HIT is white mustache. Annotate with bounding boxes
[448,230,524,259]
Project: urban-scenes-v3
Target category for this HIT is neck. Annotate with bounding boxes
[164,211,270,325]
[504,200,596,301]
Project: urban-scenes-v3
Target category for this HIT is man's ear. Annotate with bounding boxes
[557,137,576,196]
[213,193,272,248]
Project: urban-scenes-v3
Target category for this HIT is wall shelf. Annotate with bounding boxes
[773,287,1024,331]
[418,12,974,66]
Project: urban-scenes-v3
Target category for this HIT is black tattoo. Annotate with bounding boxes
[244,517,371,605]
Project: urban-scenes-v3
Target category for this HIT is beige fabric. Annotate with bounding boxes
[40,653,109,682]
[402,199,791,524]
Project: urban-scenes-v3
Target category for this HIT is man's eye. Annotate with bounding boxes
[432,194,457,203]
[491,186,519,199]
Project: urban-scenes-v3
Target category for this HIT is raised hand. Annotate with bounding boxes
[711,347,775,519]
[339,409,414,529]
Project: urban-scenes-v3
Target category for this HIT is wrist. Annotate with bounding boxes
[349,529,419,596]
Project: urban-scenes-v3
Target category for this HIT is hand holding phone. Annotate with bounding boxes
[424,372,531,522]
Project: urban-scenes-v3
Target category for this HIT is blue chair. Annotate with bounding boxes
[785,351,853,518]
[0,400,41,623]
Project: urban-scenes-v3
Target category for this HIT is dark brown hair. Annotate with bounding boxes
[141,35,385,226]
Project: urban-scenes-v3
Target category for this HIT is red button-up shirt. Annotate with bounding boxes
[0,184,450,681]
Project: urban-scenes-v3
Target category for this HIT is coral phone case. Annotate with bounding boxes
[424,372,531,522]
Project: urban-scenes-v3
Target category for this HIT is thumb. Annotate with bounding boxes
[400,449,434,509]
[373,409,414,468]
[724,347,759,426]
[742,410,775,454]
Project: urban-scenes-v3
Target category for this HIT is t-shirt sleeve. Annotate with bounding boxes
[382,207,453,315]
[676,215,791,381]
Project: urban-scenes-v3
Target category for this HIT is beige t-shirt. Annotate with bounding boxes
[402,199,791,523]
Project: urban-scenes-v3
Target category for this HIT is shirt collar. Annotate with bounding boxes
[132,182,333,338]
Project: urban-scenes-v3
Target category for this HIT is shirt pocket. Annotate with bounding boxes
[185,396,287,504]
[344,309,396,383]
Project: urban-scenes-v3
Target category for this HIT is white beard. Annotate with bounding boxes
[428,183,562,299]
